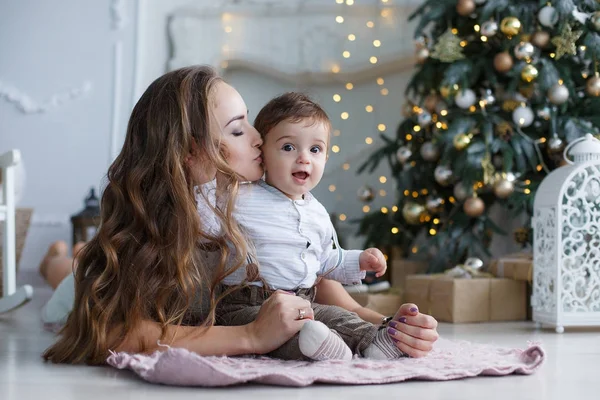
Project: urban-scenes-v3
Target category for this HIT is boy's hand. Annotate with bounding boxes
[359,248,387,277]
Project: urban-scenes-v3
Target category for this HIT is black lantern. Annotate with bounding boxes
[70,188,100,246]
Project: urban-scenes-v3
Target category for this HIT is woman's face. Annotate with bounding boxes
[211,81,264,181]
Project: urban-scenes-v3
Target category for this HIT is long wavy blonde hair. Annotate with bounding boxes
[43,66,250,364]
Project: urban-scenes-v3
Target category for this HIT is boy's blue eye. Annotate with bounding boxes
[310,146,321,154]
[282,144,295,151]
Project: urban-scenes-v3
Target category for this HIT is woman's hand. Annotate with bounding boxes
[386,303,439,358]
[245,290,314,354]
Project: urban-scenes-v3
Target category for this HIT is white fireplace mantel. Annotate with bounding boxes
[168,0,418,85]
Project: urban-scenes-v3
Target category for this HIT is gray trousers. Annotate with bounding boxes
[216,285,380,360]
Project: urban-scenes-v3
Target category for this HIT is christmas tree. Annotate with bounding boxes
[356,0,600,273]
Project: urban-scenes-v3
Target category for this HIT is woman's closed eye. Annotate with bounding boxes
[282,144,296,151]
[232,131,244,137]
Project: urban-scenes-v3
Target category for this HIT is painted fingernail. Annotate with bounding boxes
[410,307,418,313]
[387,327,396,336]
[388,321,398,329]
[391,338,399,343]
[398,316,407,323]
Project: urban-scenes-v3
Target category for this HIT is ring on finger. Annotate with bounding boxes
[298,308,306,320]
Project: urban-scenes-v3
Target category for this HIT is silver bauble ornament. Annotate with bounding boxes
[420,141,440,162]
[396,146,412,164]
[548,84,569,105]
[455,89,476,109]
[512,105,534,127]
[426,196,445,214]
[481,20,498,37]
[464,257,484,270]
[514,42,535,60]
[547,136,564,153]
[357,186,375,203]
[434,165,453,186]
[538,5,558,28]
[493,178,515,199]
[453,182,472,202]
[417,111,433,127]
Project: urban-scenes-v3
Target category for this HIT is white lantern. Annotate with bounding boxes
[532,134,600,333]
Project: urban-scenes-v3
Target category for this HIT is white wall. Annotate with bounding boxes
[1,0,137,269]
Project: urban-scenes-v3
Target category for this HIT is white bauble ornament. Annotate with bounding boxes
[538,5,558,28]
[548,84,569,105]
[396,146,412,163]
[512,105,534,127]
[455,89,476,109]
[418,111,433,127]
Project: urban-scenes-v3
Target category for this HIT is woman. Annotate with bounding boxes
[42,66,438,364]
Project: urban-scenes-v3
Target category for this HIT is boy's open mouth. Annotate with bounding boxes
[292,171,310,181]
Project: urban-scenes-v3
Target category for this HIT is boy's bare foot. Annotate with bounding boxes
[39,241,68,279]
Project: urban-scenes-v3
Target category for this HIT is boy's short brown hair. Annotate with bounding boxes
[253,92,331,139]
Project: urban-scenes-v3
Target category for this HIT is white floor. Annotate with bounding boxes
[1,273,598,400]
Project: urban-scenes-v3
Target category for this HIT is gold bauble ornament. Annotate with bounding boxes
[402,202,426,225]
[493,178,515,199]
[586,75,600,97]
[500,16,522,37]
[463,196,485,217]
[440,85,458,99]
[531,31,550,48]
[456,0,476,16]
[520,64,539,83]
[453,133,472,150]
[493,52,513,73]
[495,121,514,141]
[357,186,375,203]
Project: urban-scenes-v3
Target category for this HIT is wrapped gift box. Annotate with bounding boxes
[404,275,527,323]
[390,259,428,290]
[488,252,533,282]
[349,292,403,316]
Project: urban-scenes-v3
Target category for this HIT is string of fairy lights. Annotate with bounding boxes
[329,0,396,224]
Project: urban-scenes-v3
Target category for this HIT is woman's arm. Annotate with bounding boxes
[115,290,315,356]
[314,278,385,325]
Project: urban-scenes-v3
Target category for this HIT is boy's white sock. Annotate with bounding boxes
[363,327,409,360]
[298,320,352,361]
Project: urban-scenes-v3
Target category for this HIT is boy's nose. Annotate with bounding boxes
[297,152,310,164]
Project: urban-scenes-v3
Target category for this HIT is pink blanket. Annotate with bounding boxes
[106,338,545,387]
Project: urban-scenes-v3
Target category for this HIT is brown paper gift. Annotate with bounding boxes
[489,252,533,282]
[404,275,527,323]
[350,292,404,316]
[390,259,428,290]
